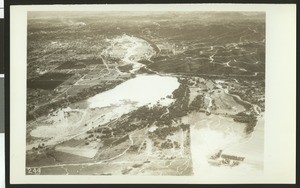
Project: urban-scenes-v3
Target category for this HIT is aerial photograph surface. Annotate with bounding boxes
[26,11,265,176]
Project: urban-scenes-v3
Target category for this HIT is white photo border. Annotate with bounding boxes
[9,3,296,184]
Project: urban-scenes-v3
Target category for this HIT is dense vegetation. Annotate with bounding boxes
[233,111,258,134]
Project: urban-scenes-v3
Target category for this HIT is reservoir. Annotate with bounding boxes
[88,74,180,108]
[29,74,180,148]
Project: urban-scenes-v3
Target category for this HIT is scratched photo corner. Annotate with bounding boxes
[26,10,265,176]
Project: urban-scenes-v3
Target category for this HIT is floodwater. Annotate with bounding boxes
[88,75,179,108]
[29,33,179,148]
[187,112,264,179]
[29,75,180,149]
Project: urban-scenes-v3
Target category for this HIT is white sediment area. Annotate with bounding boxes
[104,34,155,72]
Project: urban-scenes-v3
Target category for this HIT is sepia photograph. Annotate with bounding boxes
[25,10,265,176]
[8,3,296,184]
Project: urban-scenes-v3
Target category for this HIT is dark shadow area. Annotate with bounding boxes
[0,79,4,133]
[0,19,3,74]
